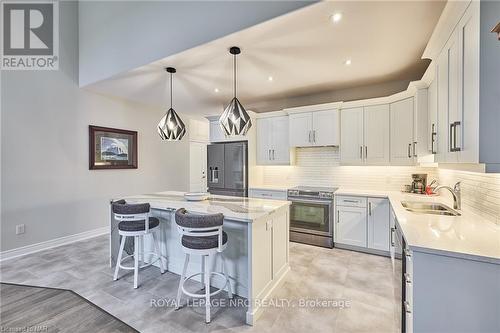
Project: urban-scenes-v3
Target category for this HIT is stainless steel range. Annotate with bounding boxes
[287,186,337,248]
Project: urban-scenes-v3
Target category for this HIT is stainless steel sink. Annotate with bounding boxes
[401,201,461,216]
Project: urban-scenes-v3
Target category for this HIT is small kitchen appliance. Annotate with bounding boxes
[411,174,427,194]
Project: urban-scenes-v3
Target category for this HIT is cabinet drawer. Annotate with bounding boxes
[336,195,367,207]
[249,189,287,200]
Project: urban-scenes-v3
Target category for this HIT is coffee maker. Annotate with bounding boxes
[411,174,427,194]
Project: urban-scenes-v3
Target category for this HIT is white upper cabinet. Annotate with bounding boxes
[312,110,340,146]
[340,107,364,165]
[340,105,389,165]
[289,109,339,147]
[289,113,313,147]
[390,97,415,165]
[364,104,390,165]
[433,2,480,164]
[257,116,291,165]
[428,78,438,154]
[456,3,480,163]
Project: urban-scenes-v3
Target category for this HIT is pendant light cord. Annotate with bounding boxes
[170,71,173,109]
[233,52,236,98]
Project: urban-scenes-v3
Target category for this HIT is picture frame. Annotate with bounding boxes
[89,125,138,170]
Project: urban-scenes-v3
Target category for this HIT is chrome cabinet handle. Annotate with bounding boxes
[450,123,455,151]
[431,124,437,154]
[272,149,275,160]
[413,142,417,157]
[365,146,368,159]
[368,202,372,216]
[313,130,316,143]
[360,146,363,159]
[308,131,312,143]
[390,227,395,246]
[453,121,461,152]
[337,210,340,223]
[408,144,411,158]
[268,149,271,160]
[404,301,412,314]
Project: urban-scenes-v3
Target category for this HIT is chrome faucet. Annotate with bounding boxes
[434,182,461,210]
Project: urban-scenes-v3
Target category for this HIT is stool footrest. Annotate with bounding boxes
[181,272,229,298]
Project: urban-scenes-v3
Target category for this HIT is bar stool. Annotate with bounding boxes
[174,208,233,323]
[112,200,165,289]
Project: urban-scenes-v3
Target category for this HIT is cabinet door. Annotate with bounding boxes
[312,109,339,146]
[209,121,226,143]
[457,3,479,163]
[428,78,438,154]
[336,206,367,247]
[446,31,460,163]
[256,118,272,164]
[414,88,429,157]
[436,49,449,163]
[367,198,390,252]
[390,98,415,165]
[289,113,313,147]
[272,212,288,278]
[340,107,364,165]
[364,104,390,165]
[271,116,291,164]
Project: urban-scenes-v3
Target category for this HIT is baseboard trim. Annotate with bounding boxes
[0,227,109,262]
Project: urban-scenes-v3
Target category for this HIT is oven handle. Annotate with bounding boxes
[289,198,333,206]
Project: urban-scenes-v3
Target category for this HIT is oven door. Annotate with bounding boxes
[289,198,333,236]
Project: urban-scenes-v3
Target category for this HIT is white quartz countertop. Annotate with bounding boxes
[118,191,290,223]
[336,188,500,265]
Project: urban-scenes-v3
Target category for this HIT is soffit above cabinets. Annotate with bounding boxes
[85,1,445,116]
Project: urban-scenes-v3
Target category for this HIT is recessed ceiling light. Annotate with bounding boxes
[268,76,273,82]
[344,59,352,66]
[331,12,342,23]
[214,88,220,93]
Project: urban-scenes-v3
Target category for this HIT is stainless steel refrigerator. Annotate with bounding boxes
[207,141,248,197]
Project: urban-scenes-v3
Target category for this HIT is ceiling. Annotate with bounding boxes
[86,1,446,116]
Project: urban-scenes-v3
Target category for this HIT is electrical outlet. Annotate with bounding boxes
[16,224,25,235]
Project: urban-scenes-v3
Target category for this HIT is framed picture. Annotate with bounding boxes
[89,125,138,170]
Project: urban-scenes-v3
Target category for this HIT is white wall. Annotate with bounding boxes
[1,2,190,251]
[78,0,313,86]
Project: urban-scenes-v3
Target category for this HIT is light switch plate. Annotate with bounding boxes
[16,224,25,235]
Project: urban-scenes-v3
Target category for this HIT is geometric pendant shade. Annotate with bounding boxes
[219,46,252,136]
[220,97,252,136]
[158,67,186,141]
[157,107,186,140]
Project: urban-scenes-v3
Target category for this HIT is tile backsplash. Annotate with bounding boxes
[260,147,437,191]
[437,169,500,224]
[259,147,500,224]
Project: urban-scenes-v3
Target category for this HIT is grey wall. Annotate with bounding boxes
[1,1,190,252]
[479,0,500,172]
[78,0,314,87]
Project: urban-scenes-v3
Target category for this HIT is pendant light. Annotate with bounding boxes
[158,67,186,141]
[219,46,252,136]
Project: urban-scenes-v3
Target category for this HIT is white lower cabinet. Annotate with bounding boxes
[367,198,390,252]
[336,205,367,247]
[336,195,390,254]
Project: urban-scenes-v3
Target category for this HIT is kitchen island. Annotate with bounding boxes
[109,191,290,325]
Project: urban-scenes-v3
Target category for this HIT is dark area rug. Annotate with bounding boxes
[0,283,138,332]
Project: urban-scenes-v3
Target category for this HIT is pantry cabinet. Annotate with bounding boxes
[390,97,416,165]
[340,105,390,165]
[289,109,339,147]
[257,116,291,165]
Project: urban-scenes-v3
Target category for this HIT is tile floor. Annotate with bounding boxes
[0,235,398,332]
